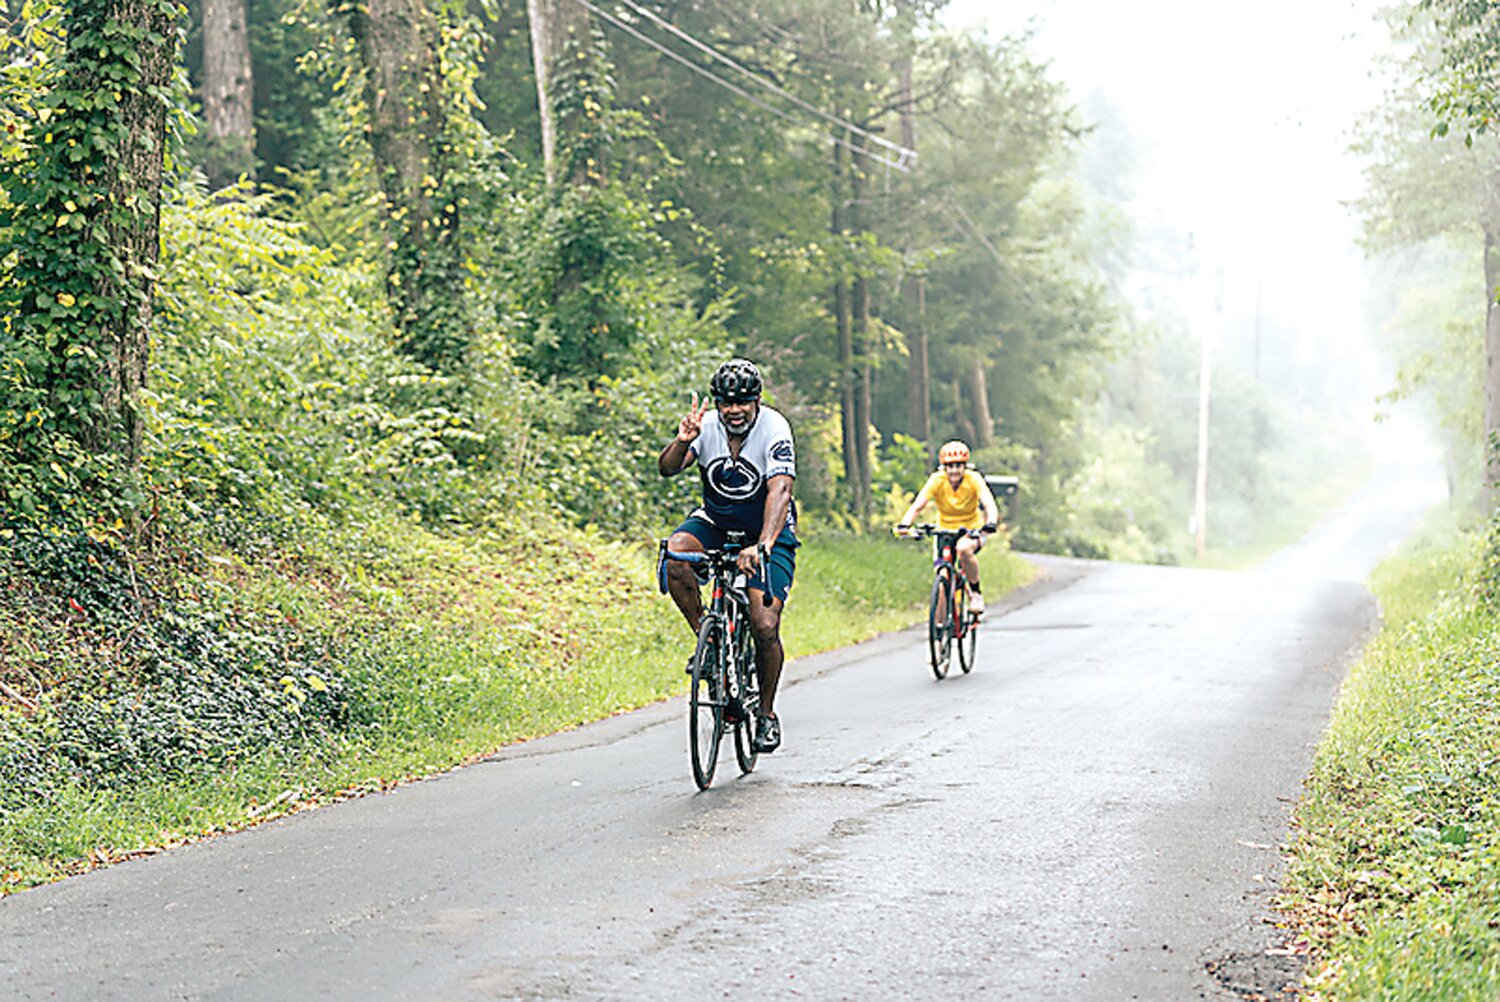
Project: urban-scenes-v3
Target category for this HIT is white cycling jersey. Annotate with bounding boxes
[688,406,796,536]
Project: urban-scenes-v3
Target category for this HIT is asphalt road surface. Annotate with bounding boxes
[0,461,1445,1001]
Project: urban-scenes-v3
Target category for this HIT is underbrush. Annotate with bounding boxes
[1282,511,1500,1000]
[0,513,1031,893]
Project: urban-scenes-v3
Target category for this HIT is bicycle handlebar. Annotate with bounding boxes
[658,540,770,594]
[896,524,984,539]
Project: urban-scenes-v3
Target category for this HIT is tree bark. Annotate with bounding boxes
[951,378,976,446]
[905,275,930,442]
[348,0,445,231]
[837,277,858,498]
[527,0,590,186]
[966,354,994,449]
[853,272,872,519]
[201,0,254,187]
[95,0,177,465]
[850,133,872,521]
[832,138,861,506]
[896,49,928,443]
[1485,221,1500,511]
[346,0,468,372]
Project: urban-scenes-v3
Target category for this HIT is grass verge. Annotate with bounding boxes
[1281,509,1500,1000]
[0,518,1032,894]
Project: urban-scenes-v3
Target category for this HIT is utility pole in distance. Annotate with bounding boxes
[1192,266,1223,559]
[1194,324,1212,558]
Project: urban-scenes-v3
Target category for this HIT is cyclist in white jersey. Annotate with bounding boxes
[658,359,797,754]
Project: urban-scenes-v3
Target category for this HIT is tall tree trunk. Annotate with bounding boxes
[896,49,928,443]
[201,0,254,187]
[832,138,860,503]
[96,0,178,465]
[849,133,872,521]
[1485,222,1500,511]
[966,354,994,449]
[836,277,857,494]
[527,0,590,186]
[0,0,179,501]
[346,0,468,373]
[905,275,930,442]
[951,379,976,446]
[853,272,873,520]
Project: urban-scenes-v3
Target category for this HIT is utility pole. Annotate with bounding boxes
[1192,266,1222,559]
[1193,326,1212,558]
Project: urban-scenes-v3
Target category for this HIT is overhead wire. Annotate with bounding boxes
[564,0,914,173]
[560,0,1023,289]
[611,0,915,167]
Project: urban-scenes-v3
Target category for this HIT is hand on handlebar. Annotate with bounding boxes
[736,542,769,578]
[982,521,997,535]
[893,523,912,538]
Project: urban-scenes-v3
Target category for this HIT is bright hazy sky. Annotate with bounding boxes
[943,0,1393,371]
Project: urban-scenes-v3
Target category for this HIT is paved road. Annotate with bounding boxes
[0,462,1444,1001]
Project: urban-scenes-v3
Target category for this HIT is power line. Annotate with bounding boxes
[554,0,1025,296]
[612,0,915,166]
[564,0,913,173]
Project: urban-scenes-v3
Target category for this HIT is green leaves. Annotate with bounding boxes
[0,0,183,529]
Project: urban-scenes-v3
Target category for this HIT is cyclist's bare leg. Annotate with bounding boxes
[665,531,706,633]
[956,534,982,593]
[747,589,784,715]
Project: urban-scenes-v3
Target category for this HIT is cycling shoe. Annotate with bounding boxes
[752,712,781,753]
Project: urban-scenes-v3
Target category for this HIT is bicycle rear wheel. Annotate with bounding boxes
[689,616,726,789]
[928,572,952,680]
[956,581,977,674]
[733,619,760,774]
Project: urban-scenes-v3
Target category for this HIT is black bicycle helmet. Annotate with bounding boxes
[709,358,763,403]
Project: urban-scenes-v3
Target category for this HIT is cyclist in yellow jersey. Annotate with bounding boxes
[894,440,1001,614]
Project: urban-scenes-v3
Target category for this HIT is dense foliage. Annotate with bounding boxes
[1356,2,1499,509]
[1417,0,1500,140]
[0,0,1371,885]
[1,0,183,526]
[1285,518,1500,1001]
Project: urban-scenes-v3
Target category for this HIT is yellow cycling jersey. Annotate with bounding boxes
[912,469,996,530]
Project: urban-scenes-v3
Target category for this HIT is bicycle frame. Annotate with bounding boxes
[659,538,766,788]
[901,525,980,679]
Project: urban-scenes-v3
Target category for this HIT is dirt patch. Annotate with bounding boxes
[1207,940,1307,1001]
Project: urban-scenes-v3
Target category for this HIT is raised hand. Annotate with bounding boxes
[677,392,712,443]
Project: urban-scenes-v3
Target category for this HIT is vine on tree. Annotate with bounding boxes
[0,0,186,532]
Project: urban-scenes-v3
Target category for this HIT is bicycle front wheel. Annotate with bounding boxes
[956,581,977,674]
[928,572,952,680]
[733,622,760,774]
[689,616,726,789]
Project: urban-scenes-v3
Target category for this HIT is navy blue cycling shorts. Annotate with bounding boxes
[672,515,797,604]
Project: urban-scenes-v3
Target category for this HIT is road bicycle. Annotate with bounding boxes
[899,524,982,679]
[658,535,764,789]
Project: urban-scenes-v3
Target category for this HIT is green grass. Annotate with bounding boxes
[0,521,1032,893]
[1282,509,1500,1000]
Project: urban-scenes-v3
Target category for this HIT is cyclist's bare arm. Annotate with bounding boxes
[739,474,793,576]
[896,483,935,530]
[975,475,1001,530]
[660,393,711,477]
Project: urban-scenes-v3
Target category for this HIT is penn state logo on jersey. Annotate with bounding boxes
[704,456,764,502]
